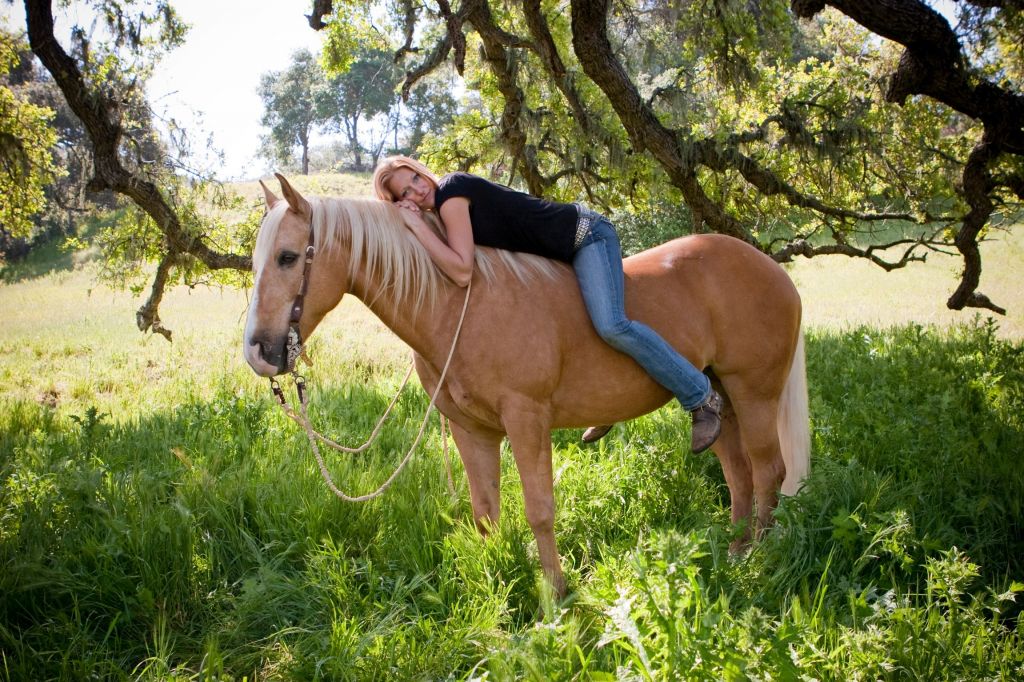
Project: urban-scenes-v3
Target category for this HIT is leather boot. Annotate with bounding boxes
[690,390,723,453]
[581,424,614,443]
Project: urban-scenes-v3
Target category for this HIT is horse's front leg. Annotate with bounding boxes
[503,407,565,597]
[414,353,506,534]
[447,419,504,535]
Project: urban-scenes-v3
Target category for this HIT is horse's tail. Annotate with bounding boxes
[778,329,811,496]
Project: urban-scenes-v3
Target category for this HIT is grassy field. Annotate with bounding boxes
[789,228,1024,339]
[1,186,1023,679]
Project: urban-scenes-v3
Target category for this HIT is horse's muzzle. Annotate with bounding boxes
[244,332,288,377]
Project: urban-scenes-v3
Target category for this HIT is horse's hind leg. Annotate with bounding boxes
[448,420,504,535]
[710,393,754,548]
[730,396,786,534]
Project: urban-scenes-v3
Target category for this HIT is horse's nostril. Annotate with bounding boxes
[258,338,280,365]
[251,336,284,373]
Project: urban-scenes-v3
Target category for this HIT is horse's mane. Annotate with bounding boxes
[254,195,563,311]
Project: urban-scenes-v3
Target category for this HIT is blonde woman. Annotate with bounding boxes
[372,156,722,453]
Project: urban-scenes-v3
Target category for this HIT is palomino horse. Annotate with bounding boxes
[243,175,810,595]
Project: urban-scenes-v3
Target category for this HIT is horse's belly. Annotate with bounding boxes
[548,349,675,428]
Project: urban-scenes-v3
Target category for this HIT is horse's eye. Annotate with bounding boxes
[277,251,299,267]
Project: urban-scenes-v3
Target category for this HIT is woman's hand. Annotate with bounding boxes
[395,200,428,233]
[391,196,475,287]
[396,199,420,213]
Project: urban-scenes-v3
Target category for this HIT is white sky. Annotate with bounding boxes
[146,1,324,179]
[3,0,325,180]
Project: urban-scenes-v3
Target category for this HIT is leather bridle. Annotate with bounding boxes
[283,218,316,373]
[269,214,315,407]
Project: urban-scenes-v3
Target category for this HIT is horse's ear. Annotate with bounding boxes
[275,172,311,216]
[259,179,279,209]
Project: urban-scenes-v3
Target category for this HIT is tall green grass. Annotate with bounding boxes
[1,275,1021,679]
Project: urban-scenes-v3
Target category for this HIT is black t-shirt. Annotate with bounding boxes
[433,172,579,262]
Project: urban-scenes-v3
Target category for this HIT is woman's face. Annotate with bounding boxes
[386,167,436,210]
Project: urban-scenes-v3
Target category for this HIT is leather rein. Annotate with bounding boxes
[268,211,471,502]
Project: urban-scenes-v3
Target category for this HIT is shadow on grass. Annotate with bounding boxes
[0,237,78,283]
[1,321,1022,678]
[759,320,1024,605]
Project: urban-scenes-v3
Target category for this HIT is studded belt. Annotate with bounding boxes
[573,203,599,250]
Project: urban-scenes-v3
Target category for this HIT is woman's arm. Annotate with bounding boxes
[397,197,475,287]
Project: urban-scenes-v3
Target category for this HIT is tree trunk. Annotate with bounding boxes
[344,115,363,171]
[352,117,363,170]
[300,129,310,175]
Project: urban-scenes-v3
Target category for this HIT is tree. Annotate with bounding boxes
[323,45,402,170]
[7,30,122,251]
[259,49,333,175]
[259,45,403,173]
[0,27,62,253]
[310,0,1023,315]
[399,72,459,154]
[22,0,248,338]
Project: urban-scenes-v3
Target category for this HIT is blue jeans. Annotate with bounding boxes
[572,218,711,411]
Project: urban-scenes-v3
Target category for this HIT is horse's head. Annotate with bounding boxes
[243,174,346,377]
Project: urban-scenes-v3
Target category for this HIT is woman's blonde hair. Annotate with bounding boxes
[372,155,440,202]
[368,155,562,290]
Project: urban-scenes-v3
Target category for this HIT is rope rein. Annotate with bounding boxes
[272,279,472,502]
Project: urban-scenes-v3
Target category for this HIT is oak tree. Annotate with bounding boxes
[14,0,1024,336]
[0,27,61,251]
[313,0,1022,314]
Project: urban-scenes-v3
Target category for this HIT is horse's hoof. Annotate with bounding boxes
[581,424,614,443]
[728,538,752,557]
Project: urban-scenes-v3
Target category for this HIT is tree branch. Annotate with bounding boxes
[947,137,1007,314]
[400,33,454,100]
[464,0,546,195]
[520,0,596,137]
[397,0,471,99]
[792,0,1024,153]
[307,0,334,30]
[435,0,467,74]
[25,0,250,339]
[136,250,179,340]
[569,0,750,239]
[696,141,918,223]
[772,234,933,270]
[389,0,418,61]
